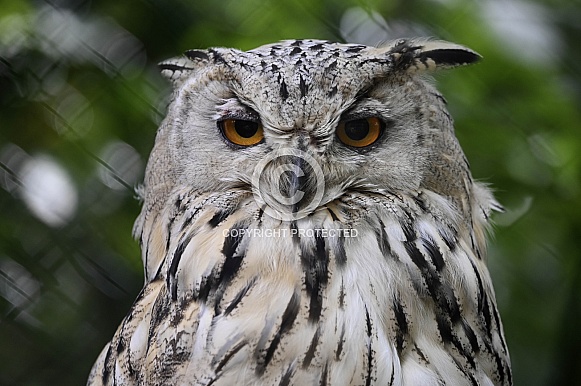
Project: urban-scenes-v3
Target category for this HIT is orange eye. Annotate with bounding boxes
[337,117,382,148]
[219,119,264,146]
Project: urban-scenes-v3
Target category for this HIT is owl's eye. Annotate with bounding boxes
[336,117,383,148]
[219,119,264,146]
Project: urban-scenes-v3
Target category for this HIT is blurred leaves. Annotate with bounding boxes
[1,0,580,385]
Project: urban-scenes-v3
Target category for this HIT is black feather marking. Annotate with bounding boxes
[101,344,113,383]
[418,48,480,67]
[327,85,338,97]
[178,197,207,233]
[224,277,257,316]
[214,254,245,313]
[468,371,479,386]
[195,225,241,305]
[195,271,216,304]
[482,296,493,339]
[168,235,193,300]
[209,209,231,228]
[365,307,374,386]
[376,219,393,257]
[290,46,302,56]
[456,338,476,369]
[260,291,301,372]
[211,224,248,312]
[179,213,195,233]
[260,60,268,70]
[290,221,300,244]
[404,237,429,272]
[299,74,309,98]
[400,219,416,246]
[222,224,246,259]
[389,41,419,70]
[316,235,327,263]
[422,236,445,271]
[438,227,457,252]
[320,362,329,386]
[338,278,345,309]
[449,353,478,386]
[213,340,248,375]
[256,208,264,224]
[442,285,462,324]
[393,299,409,355]
[404,221,464,330]
[158,63,195,72]
[490,348,507,385]
[165,216,174,252]
[280,78,289,100]
[149,285,171,343]
[278,364,294,386]
[335,323,346,361]
[326,60,338,72]
[414,344,429,364]
[437,314,477,371]
[302,327,321,368]
[301,235,329,323]
[436,312,454,344]
[346,45,365,53]
[413,194,427,212]
[468,257,485,316]
[326,207,339,221]
[184,50,209,61]
[116,337,125,354]
[462,319,480,353]
[207,48,228,65]
[491,300,509,353]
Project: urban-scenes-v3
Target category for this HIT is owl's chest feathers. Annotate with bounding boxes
[135,191,499,385]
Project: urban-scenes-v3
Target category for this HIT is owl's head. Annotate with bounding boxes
[140,39,480,222]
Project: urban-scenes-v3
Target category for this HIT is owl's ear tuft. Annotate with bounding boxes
[387,39,481,74]
[184,49,210,62]
[159,50,211,87]
[159,57,195,87]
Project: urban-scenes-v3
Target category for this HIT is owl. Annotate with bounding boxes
[87,39,512,385]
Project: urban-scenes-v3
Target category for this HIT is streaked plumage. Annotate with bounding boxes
[88,39,511,385]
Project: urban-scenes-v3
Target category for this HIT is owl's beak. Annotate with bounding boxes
[252,148,325,221]
[282,155,308,215]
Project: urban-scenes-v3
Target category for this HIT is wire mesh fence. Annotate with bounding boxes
[1,0,580,385]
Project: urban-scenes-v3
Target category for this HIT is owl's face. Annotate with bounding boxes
[147,39,479,220]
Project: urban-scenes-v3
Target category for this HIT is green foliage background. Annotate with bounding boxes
[1,0,580,385]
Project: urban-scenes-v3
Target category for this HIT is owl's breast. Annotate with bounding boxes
[93,190,510,386]
[172,210,402,385]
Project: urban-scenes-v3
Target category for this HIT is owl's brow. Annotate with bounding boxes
[354,85,373,101]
